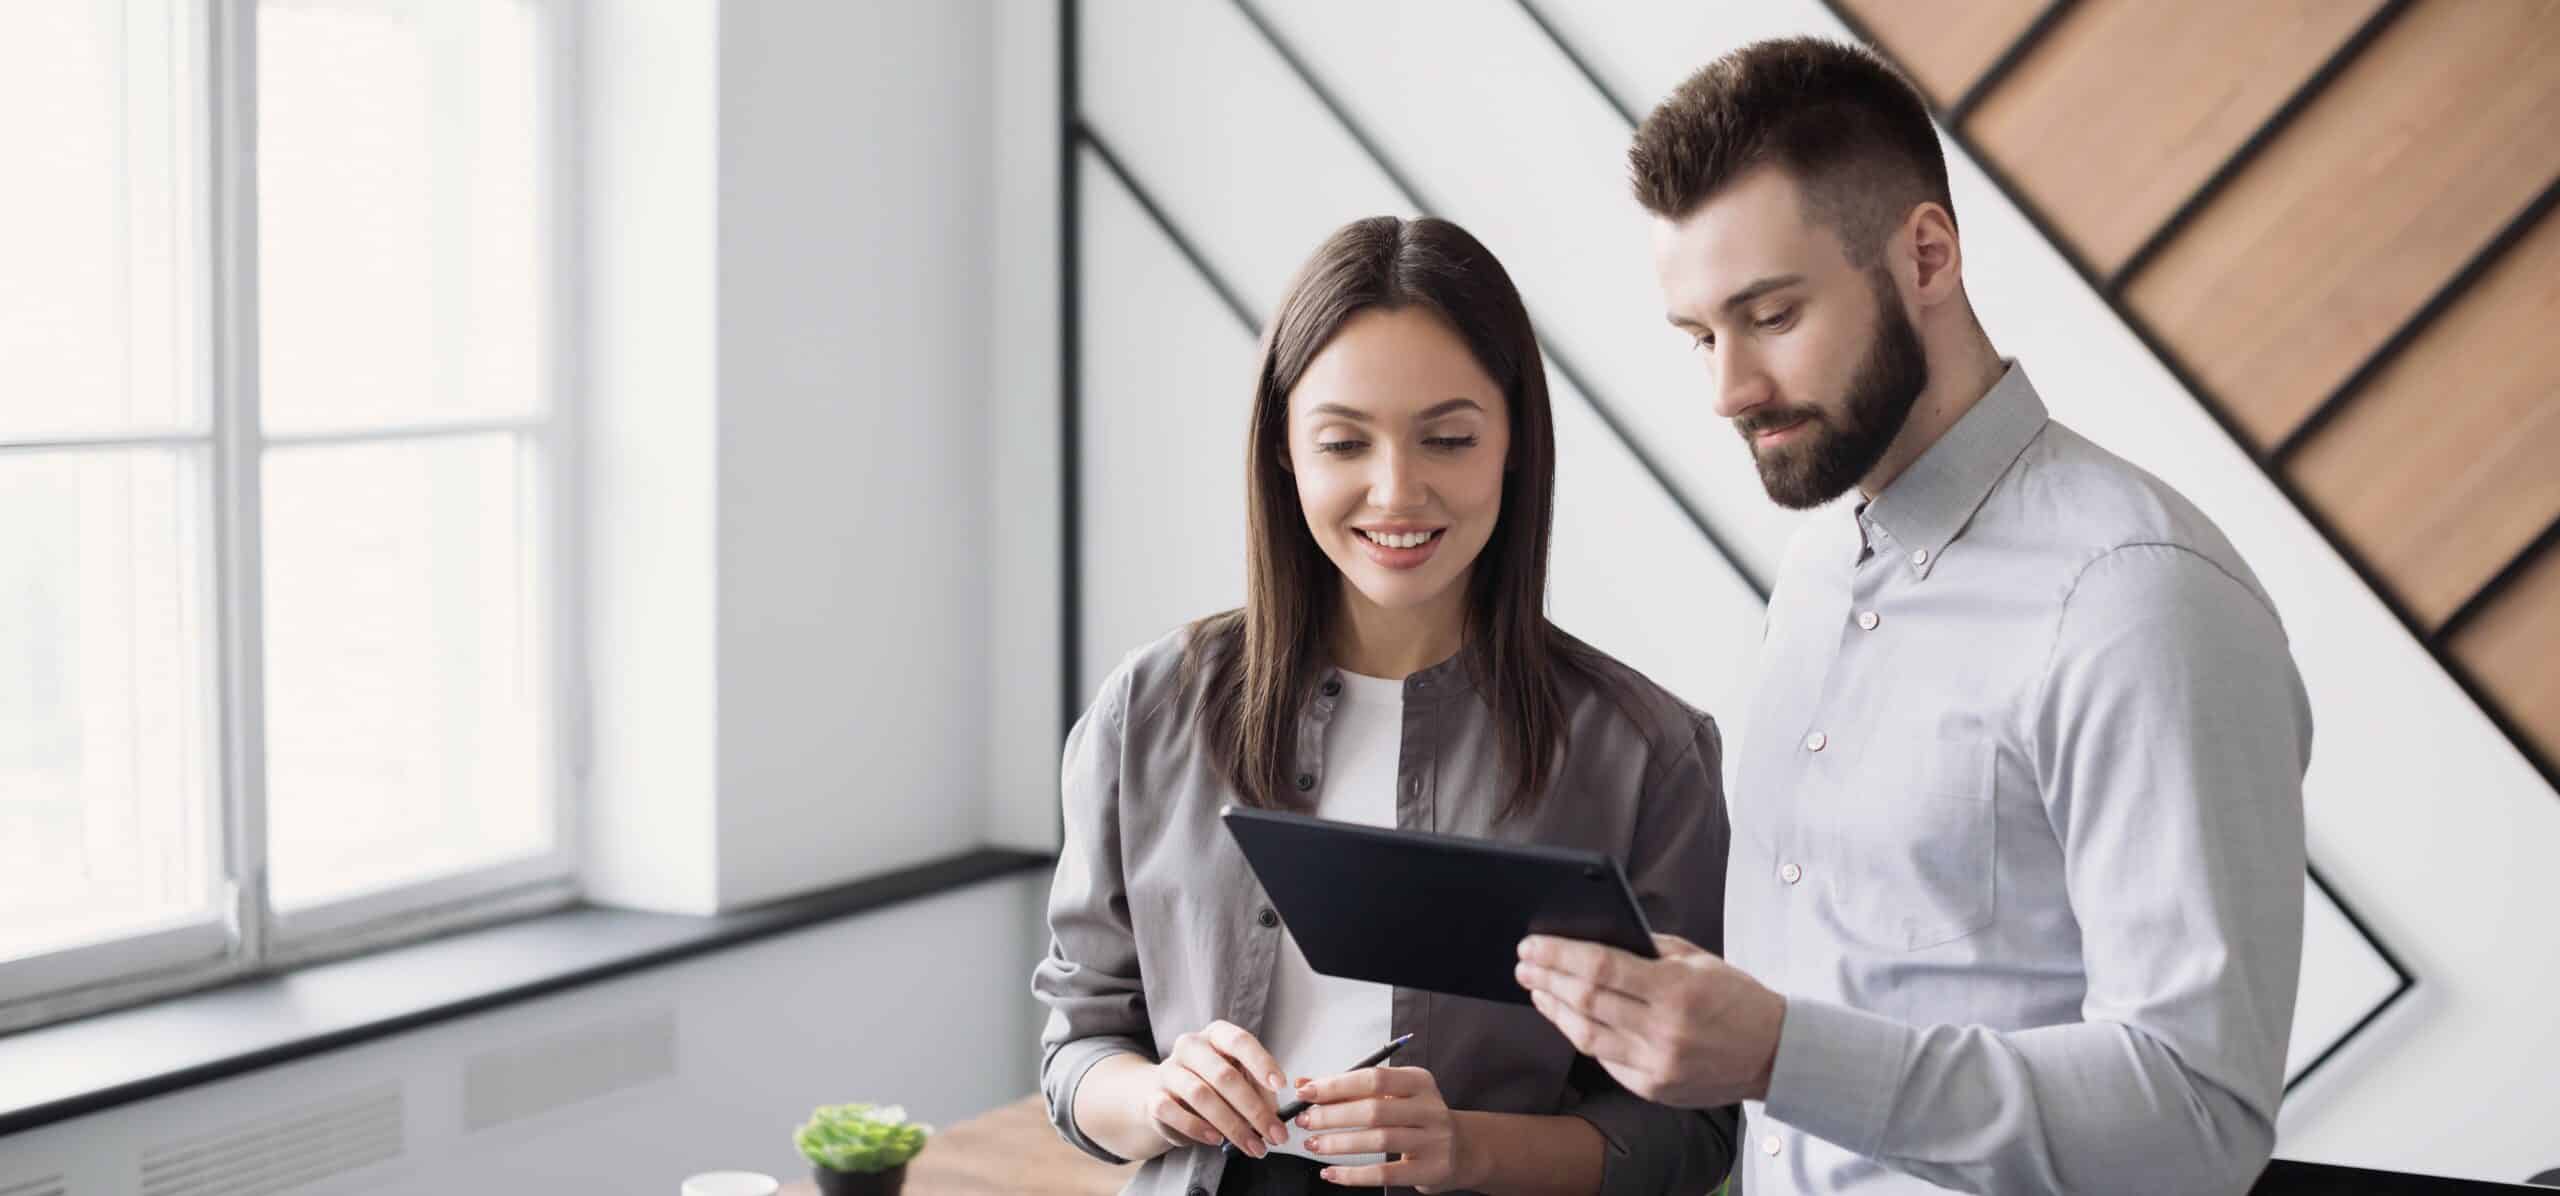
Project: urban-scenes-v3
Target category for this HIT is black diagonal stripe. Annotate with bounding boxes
[2271,174,2560,465]
[1077,126,1261,335]
[1230,0,1771,601]
[1944,0,2083,128]
[2435,512,2560,647]
[2109,0,2415,293]
[2292,865,2417,1093]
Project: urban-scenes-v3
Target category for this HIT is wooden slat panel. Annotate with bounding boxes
[2122,0,2560,448]
[1968,0,2389,276]
[1836,0,2047,106]
[2450,542,2560,770]
[2290,205,2560,628]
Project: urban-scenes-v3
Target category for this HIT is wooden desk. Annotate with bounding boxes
[782,1095,1126,1196]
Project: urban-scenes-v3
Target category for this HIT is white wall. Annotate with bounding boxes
[0,875,1050,1196]
[586,0,1050,911]
[582,0,722,916]
[712,0,995,908]
[1072,0,2560,1183]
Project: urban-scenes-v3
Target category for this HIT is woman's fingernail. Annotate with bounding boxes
[1306,1137,1325,1153]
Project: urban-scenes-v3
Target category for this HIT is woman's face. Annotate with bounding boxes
[1286,306,1511,622]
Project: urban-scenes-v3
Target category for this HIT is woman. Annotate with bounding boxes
[1034,216,1733,1195]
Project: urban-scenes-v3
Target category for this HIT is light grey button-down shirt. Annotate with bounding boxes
[1730,363,2310,1195]
[1035,626,1737,1196]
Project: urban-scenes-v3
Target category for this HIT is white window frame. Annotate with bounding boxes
[0,0,587,1034]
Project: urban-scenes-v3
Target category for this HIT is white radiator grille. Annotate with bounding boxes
[138,1082,402,1196]
[462,1007,678,1131]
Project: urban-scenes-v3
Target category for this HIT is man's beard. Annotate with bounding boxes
[1736,272,1930,511]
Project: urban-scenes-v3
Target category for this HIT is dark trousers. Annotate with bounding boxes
[1214,1152,1366,1195]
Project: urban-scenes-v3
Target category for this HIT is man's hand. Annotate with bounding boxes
[1515,932,1787,1109]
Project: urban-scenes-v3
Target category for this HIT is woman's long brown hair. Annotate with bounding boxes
[1184,215,1606,821]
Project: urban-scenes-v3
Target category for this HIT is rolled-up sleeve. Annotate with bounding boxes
[1031,663,1153,1164]
[1764,545,2310,1194]
[1564,708,1740,1194]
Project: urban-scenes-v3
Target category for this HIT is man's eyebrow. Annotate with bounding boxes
[1720,274,1806,313]
[1665,274,1807,331]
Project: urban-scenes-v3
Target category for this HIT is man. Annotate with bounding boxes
[1515,36,2311,1195]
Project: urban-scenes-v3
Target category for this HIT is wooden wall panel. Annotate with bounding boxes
[2290,206,2560,628]
[2451,543,2560,769]
[1967,0,2388,275]
[1836,0,2046,106]
[2121,0,2560,449]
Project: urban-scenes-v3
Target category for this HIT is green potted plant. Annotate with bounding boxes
[794,1102,931,1196]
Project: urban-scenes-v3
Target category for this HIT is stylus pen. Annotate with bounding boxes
[1222,1032,1415,1158]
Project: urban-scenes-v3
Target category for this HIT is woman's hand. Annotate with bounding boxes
[1293,1065,1478,1192]
[1135,1020,1291,1158]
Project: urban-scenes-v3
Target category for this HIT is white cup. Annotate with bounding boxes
[680,1172,779,1196]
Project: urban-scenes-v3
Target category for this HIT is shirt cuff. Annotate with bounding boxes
[1762,997,1916,1158]
[1043,1035,1150,1165]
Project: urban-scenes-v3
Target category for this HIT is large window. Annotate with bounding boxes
[0,0,574,1029]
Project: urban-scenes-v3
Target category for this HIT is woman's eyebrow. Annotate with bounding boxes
[1304,398,1484,422]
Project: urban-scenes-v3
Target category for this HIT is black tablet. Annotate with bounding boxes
[1221,805,1658,1006]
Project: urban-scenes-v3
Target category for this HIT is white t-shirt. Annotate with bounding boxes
[1259,669,1399,1163]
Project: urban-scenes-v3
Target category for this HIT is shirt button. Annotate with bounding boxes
[1257,907,1279,929]
[1780,862,1802,885]
[1911,547,1930,567]
[1189,1187,1210,1196]
[1857,610,1880,631]
[1295,773,1315,791]
[1804,731,1827,752]
[1762,1133,1782,1156]
[1320,679,1341,697]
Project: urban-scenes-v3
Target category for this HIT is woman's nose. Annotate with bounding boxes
[1368,446,1428,511]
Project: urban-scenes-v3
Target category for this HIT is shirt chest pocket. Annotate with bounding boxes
[1818,741,1997,952]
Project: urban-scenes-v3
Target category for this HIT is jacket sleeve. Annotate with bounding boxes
[1561,708,1741,1194]
[1031,661,1153,1164]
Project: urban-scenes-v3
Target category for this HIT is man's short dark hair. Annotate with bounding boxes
[1629,36,1952,268]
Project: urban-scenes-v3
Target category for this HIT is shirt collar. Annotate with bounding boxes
[1312,644,1472,712]
[1858,360,2047,577]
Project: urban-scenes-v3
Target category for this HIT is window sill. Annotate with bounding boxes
[0,846,1053,1139]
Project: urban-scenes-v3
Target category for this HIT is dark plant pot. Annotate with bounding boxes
[812,1163,905,1196]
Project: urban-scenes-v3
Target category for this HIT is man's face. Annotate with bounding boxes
[1651,166,1929,509]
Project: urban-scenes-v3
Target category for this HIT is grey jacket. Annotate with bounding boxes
[1033,625,1737,1196]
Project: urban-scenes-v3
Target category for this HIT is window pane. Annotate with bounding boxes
[0,450,217,962]
[257,0,545,435]
[0,0,205,438]
[261,434,551,910]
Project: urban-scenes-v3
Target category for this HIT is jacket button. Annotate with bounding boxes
[1320,679,1341,697]
[1295,773,1315,791]
[1258,907,1279,929]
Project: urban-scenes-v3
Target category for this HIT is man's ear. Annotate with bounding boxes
[1906,202,1962,306]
